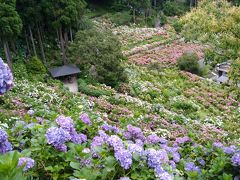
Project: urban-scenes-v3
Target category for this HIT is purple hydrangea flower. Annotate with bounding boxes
[0,129,12,154]
[0,140,12,154]
[101,123,120,134]
[185,162,201,172]
[169,160,176,169]
[146,134,161,144]
[91,136,105,153]
[199,159,205,166]
[157,171,173,180]
[98,130,109,141]
[172,152,181,163]
[45,127,71,152]
[175,136,190,144]
[127,143,144,155]
[80,113,92,126]
[0,129,8,142]
[55,115,74,131]
[107,135,124,151]
[18,157,35,171]
[213,142,224,148]
[145,149,169,168]
[124,125,145,141]
[114,149,132,170]
[231,152,240,166]
[0,57,13,95]
[223,145,236,155]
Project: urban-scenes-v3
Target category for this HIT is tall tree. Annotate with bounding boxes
[16,0,43,60]
[42,0,86,65]
[0,1,22,68]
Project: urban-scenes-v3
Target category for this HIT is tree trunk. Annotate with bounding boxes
[70,27,73,42]
[28,25,37,56]
[133,9,136,24]
[3,41,12,69]
[59,27,68,65]
[10,40,17,54]
[153,0,157,8]
[25,30,31,57]
[64,30,68,45]
[37,23,46,64]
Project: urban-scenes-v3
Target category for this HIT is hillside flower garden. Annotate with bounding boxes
[0,0,240,179]
[0,53,240,179]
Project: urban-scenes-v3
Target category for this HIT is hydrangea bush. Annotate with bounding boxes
[0,57,13,95]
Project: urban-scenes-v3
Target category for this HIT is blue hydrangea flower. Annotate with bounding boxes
[231,152,240,166]
[0,129,12,154]
[213,142,224,148]
[98,130,109,141]
[175,136,190,144]
[107,135,124,151]
[199,159,205,166]
[18,157,35,171]
[45,127,71,152]
[55,115,74,131]
[146,134,161,144]
[223,145,236,155]
[114,148,132,170]
[127,143,144,155]
[124,125,145,141]
[145,149,169,168]
[91,136,105,153]
[185,162,201,173]
[0,57,13,95]
[80,113,92,126]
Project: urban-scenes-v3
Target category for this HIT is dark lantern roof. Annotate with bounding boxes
[49,64,80,78]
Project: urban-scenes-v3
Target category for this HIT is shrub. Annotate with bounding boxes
[177,52,200,75]
[68,28,127,87]
[25,56,47,74]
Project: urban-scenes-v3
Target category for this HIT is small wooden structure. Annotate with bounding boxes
[49,64,80,92]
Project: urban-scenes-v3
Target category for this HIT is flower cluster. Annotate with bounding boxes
[231,152,240,166]
[184,162,201,173]
[46,115,87,152]
[0,129,12,154]
[0,57,13,95]
[101,123,121,134]
[45,127,71,152]
[80,113,92,126]
[124,124,145,141]
[18,157,35,171]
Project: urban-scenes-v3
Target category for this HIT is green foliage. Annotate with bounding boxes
[107,11,132,26]
[180,0,240,63]
[0,151,25,180]
[25,56,47,74]
[163,1,186,16]
[68,28,127,87]
[0,2,22,40]
[229,58,240,87]
[177,52,200,75]
[78,79,112,97]
[172,19,183,33]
